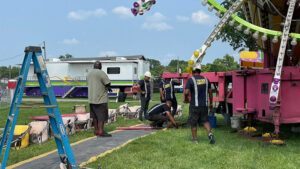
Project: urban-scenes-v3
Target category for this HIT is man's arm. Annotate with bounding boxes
[105,83,112,92]
[165,111,177,127]
[159,88,165,101]
[137,84,145,94]
[183,89,190,103]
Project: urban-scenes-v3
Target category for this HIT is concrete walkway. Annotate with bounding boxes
[22,98,159,103]
[11,126,156,169]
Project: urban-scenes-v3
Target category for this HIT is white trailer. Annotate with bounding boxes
[25,55,150,97]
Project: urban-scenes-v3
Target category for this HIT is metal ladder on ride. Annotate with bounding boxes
[0,46,78,169]
[269,0,297,110]
[193,0,246,64]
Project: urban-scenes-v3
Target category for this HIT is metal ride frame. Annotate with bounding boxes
[186,0,299,136]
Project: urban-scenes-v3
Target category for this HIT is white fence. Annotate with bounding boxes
[0,87,11,110]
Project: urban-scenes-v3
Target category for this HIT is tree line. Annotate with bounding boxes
[148,54,239,76]
[0,66,21,79]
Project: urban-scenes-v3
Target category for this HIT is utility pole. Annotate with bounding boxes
[177,56,179,73]
[8,65,11,79]
[42,41,47,60]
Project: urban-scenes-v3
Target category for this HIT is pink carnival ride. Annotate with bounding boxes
[162,52,300,135]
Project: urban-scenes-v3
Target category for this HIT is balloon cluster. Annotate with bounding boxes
[131,0,156,16]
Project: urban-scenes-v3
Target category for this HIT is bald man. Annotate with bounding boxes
[87,61,112,137]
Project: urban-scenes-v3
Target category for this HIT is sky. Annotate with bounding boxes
[0,0,239,67]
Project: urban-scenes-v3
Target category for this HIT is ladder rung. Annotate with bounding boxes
[35,70,41,74]
[17,105,57,109]
[18,75,23,79]
[54,134,62,140]
[41,92,48,96]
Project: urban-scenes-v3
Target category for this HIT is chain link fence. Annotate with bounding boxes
[0,80,11,110]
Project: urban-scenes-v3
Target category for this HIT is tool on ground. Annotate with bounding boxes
[0,46,86,169]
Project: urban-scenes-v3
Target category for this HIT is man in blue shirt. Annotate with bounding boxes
[184,65,215,144]
[159,78,181,116]
[137,71,151,121]
[148,100,177,128]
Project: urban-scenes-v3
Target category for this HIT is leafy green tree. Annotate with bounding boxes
[147,59,165,76]
[165,60,188,73]
[0,66,20,78]
[217,0,258,51]
[59,54,73,59]
[65,54,73,58]
[203,54,239,72]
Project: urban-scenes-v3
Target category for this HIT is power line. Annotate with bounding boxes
[0,53,23,62]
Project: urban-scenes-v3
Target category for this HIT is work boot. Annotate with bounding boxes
[208,133,215,144]
[98,131,112,137]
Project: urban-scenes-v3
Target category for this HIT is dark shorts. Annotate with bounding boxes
[90,103,108,122]
[188,106,209,127]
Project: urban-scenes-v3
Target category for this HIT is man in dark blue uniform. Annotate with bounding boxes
[184,65,215,144]
[159,78,181,116]
[148,101,177,128]
[138,71,151,121]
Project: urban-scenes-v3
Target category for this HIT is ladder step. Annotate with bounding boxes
[54,134,62,140]
[17,105,57,109]
[41,92,48,96]
[48,113,56,118]
[8,115,14,122]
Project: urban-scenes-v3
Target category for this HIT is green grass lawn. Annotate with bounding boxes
[2,93,300,169]
[84,94,300,169]
[0,93,175,166]
[0,98,159,166]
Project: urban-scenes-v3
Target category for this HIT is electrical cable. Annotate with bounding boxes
[265,0,300,22]
[0,53,23,62]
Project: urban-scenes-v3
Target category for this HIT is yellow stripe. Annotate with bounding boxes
[80,128,167,167]
[7,123,144,169]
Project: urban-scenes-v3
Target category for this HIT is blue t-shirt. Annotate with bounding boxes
[148,103,171,115]
[159,80,180,100]
[185,75,211,107]
[138,79,151,98]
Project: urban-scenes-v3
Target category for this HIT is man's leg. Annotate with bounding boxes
[144,97,150,120]
[98,103,111,137]
[90,104,99,135]
[201,107,215,144]
[156,114,168,127]
[139,96,146,121]
[93,119,98,134]
[148,115,157,127]
[99,121,104,133]
[171,99,177,116]
[204,121,215,144]
[203,122,212,133]
[188,106,199,144]
[191,127,197,140]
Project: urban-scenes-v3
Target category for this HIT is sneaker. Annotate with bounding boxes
[191,138,199,144]
[208,133,215,144]
[98,131,112,137]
